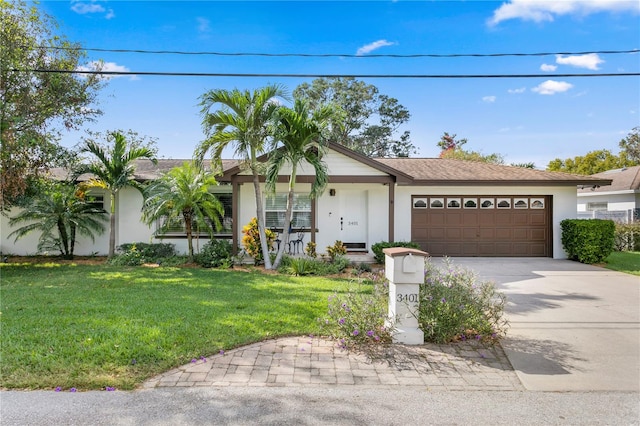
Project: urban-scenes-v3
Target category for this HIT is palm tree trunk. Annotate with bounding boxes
[57,218,70,259]
[70,223,76,259]
[108,190,116,257]
[184,211,194,262]
[252,169,273,269]
[272,166,296,269]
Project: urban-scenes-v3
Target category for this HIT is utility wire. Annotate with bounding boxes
[35,46,640,58]
[15,69,640,78]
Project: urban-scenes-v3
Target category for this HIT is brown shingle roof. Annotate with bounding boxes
[374,158,613,186]
[577,166,640,193]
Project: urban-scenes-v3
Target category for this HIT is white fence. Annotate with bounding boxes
[577,208,640,223]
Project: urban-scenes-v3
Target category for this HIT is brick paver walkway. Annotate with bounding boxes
[144,336,524,391]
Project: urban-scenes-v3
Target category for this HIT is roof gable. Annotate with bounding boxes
[578,166,640,193]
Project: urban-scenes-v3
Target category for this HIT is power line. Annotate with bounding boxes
[15,69,640,79]
[36,46,640,58]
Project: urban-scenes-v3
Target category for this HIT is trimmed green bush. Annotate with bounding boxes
[194,239,233,268]
[371,241,421,264]
[561,219,615,264]
[109,242,178,266]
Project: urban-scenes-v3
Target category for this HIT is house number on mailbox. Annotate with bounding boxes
[396,293,419,303]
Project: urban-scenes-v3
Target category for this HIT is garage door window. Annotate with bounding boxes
[481,198,494,209]
[514,198,528,209]
[430,198,444,208]
[464,198,478,208]
[497,198,511,208]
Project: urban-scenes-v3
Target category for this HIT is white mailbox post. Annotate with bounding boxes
[383,247,429,345]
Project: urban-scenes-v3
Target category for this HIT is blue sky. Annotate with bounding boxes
[39,0,639,168]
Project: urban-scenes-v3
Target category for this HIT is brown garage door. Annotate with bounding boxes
[411,196,551,257]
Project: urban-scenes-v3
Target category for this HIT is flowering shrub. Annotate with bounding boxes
[320,274,392,349]
[419,258,508,343]
[241,217,275,265]
[326,240,347,261]
[305,241,317,258]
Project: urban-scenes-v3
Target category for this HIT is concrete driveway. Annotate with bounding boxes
[450,258,640,392]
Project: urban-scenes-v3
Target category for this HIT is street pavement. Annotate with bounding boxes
[1,258,639,425]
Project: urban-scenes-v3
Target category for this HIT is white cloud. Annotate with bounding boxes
[197,17,211,34]
[488,0,640,25]
[482,96,497,103]
[356,39,396,56]
[76,61,137,81]
[71,1,115,19]
[540,63,557,72]
[508,87,526,94]
[531,80,573,95]
[556,53,604,70]
[71,2,104,14]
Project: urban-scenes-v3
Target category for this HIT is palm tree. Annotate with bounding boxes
[79,131,156,257]
[266,99,332,269]
[9,182,108,259]
[195,85,286,269]
[142,162,224,262]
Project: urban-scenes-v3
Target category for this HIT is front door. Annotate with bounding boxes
[339,190,368,250]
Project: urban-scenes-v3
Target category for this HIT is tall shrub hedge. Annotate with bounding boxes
[371,241,421,263]
[560,219,615,264]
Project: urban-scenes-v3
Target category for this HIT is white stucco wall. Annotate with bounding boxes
[393,185,578,259]
[1,192,110,256]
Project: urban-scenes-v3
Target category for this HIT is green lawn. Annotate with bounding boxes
[604,251,640,276]
[0,263,349,390]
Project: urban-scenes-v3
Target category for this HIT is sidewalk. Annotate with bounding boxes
[144,336,524,391]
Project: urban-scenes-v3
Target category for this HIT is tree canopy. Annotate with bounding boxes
[437,132,505,165]
[196,85,286,269]
[547,149,636,175]
[78,130,157,257]
[293,77,416,158]
[0,0,104,207]
[618,127,639,164]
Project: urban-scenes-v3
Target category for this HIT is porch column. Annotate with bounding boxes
[232,179,240,254]
[311,196,317,244]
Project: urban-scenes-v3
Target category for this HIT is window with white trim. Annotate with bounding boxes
[265,193,311,229]
[586,202,608,212]
[155,192,232,236]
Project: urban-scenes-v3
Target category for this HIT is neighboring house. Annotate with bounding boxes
[1,143,611,259]
[577,166,640,223]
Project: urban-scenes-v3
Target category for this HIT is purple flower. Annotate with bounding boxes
[200,356,207,362]
[461,334,467,341]
[219,350,225,355]
[300,347,305,351]
[366,330,375,337]
[70,388,77,393]
[491,333,497,339]
[105,386,115,391]
[475,334,481,340]
[338,318,345,325]
[309,334,314,338]
[374,336,380,341]
[352,330,359,336]
[441,297,446,303]
[191,358,197,363]
[131,359,137,365]
[480,353,486,359]
[55,386,62,392]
